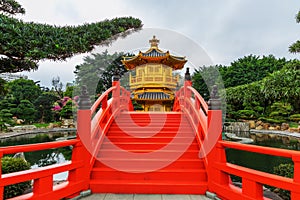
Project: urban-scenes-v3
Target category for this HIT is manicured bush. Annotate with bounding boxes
[290,114,300,122]
[273,163,294,199]
[258,117,285,124]
[236,110,258,119]
[2,156,31,199]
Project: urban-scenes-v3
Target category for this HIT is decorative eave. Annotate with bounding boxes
[122,36,187,70]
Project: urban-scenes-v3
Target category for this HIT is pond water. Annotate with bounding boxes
[0,132,75,180]
[226,137,296,184]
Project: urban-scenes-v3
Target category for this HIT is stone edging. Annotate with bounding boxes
[0,128,77,140]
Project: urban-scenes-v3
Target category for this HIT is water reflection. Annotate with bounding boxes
[0,133,75,180]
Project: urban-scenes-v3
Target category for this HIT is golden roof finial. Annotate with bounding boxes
[149,35,159,48]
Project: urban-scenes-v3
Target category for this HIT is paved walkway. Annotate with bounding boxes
[81,194,210,200]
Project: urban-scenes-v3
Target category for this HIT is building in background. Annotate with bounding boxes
[122,36,187,111]
[0,73,28,82]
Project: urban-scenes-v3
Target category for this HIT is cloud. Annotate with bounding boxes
[14,0,300,87]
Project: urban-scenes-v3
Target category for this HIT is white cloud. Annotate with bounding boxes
[14,0,300,87]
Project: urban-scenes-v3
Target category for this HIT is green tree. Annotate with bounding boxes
[0,0,142,73]
[261,60,300,112]
[289,10,300,53]
[192,65,224,101]
[6,78,41,104]
[2,156,31,199]
[74,51,129,97]
[0,78,7,97]
[12,100,37,123]
[34,92,59,123]
[222,55,287,88]
[59,100,76,119]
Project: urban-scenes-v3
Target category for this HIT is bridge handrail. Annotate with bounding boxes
[83,82,133,169]
[209,140,300,200]
[91,86,116,115]
[0,139,79,154]
[173,82,208,144]
[219,140,300,158]
[0,138,89,200]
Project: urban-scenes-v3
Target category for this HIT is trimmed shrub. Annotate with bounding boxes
[290,114,300,122]
[236,110,258,119]
[259,117,285,124]
[2,156,31,199]
[273,163,294,199]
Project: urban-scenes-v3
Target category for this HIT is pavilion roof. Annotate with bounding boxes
[122,36,187,70]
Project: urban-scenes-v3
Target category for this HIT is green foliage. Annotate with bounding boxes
[258,117,286,124]
[74,51,130,97]
[59,100,76,119]
[132,100,143,111]
[222,55,287,88]
[6,78,41,104]
[268,102,292,120]
[235,110,258,119]
[2,156,31,199]
[0,77,7,97]
[290,114,300,122]
[289,10,300,53]
[34,92,59,123]
[192,65,224,101]
[64,85,76,98]
[273,163,294,199]
[0,0,25,15]
[0,7,142,73]
[0,108,14,130]
[12,100,37,123]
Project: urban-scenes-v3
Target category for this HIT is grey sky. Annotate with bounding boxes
[16,0,300,87]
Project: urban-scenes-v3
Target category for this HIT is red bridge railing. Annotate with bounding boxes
[175,72,300,200]
[0,139,90,200]
[0,80,133,200]
[77,81,133,169]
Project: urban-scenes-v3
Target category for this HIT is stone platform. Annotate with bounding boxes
[81,194,210,200]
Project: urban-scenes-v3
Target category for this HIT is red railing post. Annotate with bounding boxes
[69,85,92,193]
[33,176,53,196]
[184,68,192,101]
[206,85,228,194]
[292,155,300,199]
[112,73,121,110]
[0,152,3,200]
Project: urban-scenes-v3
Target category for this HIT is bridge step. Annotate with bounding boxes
[90,112,208,194]
[89,180,208,194]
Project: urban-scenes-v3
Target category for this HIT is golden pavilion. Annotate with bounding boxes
[122,36,187,111]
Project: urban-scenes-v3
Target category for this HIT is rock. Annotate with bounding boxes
[249,120,256,129]
[13,152,26,161]
[263,123,270,130]
[62,119,75,128]
[269,134,276,139]
[256,125,264,130]
[288,127,299,132]
[281,123,289,131]
[47,123,54,129]
[256,120,263,126]
[275,125,281,130]
[269,126,276,130]
[10,125,37,132]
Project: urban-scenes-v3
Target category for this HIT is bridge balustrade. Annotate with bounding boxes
[0,139,90,200]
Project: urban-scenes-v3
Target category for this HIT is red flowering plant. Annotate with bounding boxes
[53,96,79,120]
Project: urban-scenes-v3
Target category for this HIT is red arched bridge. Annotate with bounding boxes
[1,77,300,200]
